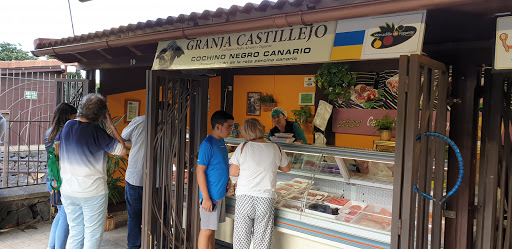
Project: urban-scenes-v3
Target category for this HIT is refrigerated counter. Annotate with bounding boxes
[216,138,396,249]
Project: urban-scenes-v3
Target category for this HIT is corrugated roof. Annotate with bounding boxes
[34,0,360,49]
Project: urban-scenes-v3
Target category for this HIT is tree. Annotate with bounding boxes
[0,42,37,61]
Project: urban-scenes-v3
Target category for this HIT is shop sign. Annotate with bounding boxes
[332,109,397,135]
[332,108,453,137]
[152,22,337,70]
[24,91,38,100]
[331,11,426,61]
[495,16,512,70]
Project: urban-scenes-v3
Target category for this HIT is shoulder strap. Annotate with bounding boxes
[240,142,248,155]
[275,143,282,153]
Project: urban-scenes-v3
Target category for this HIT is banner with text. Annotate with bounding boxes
[152,22,336,70]
[332,109,397,136]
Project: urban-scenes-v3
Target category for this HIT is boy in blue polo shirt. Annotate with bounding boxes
[197,111,234,249]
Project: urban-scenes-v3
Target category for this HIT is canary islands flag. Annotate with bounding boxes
[331,18,366,61]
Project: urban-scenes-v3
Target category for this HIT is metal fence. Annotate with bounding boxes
[0,69,86,188]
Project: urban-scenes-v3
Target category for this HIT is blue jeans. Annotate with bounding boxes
[46,181,69,249]
[62,193,108,249]
[125,181,143,249]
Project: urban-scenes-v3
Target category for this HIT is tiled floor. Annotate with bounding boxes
[0,221,233,249]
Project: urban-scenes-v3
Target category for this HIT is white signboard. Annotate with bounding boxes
[331,11,426,61]
[24,91,37,100]
[152,22,337,70]
[495,16,512,70]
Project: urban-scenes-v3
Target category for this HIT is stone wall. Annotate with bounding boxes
[0,185,50,229]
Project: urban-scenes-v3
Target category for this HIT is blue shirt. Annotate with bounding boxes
[56,120,120,197]
[197,135,229,200]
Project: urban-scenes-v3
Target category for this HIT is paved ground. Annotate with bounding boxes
[0,221,127,249]
[0,220,232,249]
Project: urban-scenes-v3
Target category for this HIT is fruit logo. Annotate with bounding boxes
[370,22,417,49]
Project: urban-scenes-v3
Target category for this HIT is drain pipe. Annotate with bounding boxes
[32,0,478,57]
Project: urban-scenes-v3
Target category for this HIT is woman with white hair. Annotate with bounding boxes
[266,107,308,144]
[230,118,291,249]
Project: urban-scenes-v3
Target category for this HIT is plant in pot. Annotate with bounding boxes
[373,114,396,141]
[291,106,313,124]
[259,93,276,112]
[100,115,127,231]
[315,62,357,102]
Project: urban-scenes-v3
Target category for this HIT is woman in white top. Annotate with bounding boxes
[230,118,291,249]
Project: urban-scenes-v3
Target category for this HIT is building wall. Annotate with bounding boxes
[105,75,381,149]
[233,75,316,144]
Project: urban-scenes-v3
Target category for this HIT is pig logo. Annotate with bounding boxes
[156,41,185,68]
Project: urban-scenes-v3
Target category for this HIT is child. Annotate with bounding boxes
[197,111,234,249]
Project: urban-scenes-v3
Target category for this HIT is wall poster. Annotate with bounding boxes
[246,92,261,116]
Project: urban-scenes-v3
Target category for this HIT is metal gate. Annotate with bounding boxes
[391,54,450,249]
[55,79,94,108]
[0,70,91,188]
[474,71,512,249]
[142,71,209,249]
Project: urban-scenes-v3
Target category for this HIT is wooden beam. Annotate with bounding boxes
[127,45,143,56]
[97,49,113,59]
[72,53,87,62]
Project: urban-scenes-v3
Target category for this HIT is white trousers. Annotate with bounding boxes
[233,194,275,249]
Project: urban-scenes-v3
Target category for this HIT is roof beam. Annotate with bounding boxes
[98,49,113,59]
[127,46,143,56]
[73,53,88,62]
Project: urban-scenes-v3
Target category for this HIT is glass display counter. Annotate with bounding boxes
[221,138,396,249]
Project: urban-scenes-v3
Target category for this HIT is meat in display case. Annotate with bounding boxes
[224,138,395,248]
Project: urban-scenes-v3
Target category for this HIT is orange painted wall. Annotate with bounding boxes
[105,90,146,186]
[107,89,147,132]
[207,77,222,134]
[335,134,378,149]
[105,77,379,154]
[232,75,315,143]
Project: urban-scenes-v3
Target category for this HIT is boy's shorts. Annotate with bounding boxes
[199,197,226,230]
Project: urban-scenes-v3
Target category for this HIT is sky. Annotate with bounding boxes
[1,0,255,53]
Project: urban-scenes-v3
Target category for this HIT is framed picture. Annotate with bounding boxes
[246,92,261,116]
[125,100,140,122]
[299,92,315,105]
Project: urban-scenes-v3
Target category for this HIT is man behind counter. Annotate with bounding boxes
[266,107,307,144]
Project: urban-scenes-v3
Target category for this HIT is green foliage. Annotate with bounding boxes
[373,114,396,131]
[66,72,83,79]
[100,115,127,204]
[258,93,275,104]
[315,62,356,101]
[106,154,127,204]
[291,106,312,124]
[0,42,37,61]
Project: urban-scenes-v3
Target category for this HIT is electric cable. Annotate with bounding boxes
[413,132,464,205]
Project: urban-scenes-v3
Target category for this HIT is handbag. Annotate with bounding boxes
[48,147,62,206]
